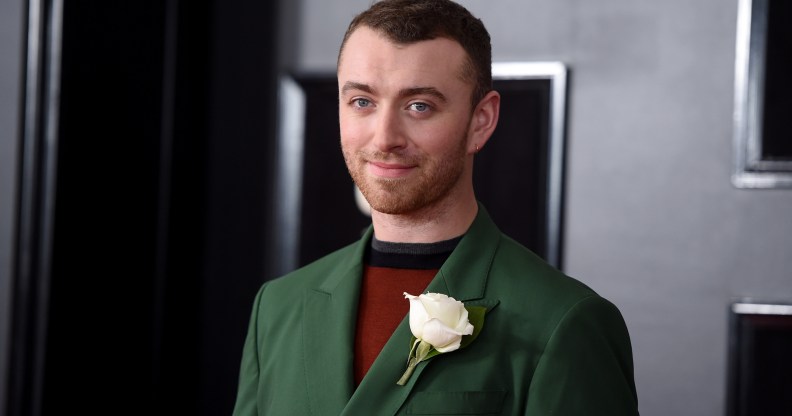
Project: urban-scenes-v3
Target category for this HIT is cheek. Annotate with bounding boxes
[410,123,468,155]
[339,115,369,149]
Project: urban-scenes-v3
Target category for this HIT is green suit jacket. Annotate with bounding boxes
[233,207,639,415]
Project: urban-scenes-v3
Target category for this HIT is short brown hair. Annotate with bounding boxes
[338,0,492,108]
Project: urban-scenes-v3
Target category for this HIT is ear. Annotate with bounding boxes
[467,90,500,155]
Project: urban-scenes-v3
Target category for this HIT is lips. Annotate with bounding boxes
[367,160,416,178]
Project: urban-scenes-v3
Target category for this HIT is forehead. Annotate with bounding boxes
[338,27,470,95]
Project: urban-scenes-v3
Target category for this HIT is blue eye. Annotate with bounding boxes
[410,102,430,112]
[354,98,371,108]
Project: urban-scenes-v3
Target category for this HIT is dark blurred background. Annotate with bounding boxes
[5,1,282,414]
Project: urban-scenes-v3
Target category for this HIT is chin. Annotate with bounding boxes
[365,196,416,215]
[364,186,447,216]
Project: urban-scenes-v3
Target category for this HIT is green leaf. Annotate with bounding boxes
[423,347,442,361]
[460,305,487,349]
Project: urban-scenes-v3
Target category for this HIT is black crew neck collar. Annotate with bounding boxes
[365,235,463,270]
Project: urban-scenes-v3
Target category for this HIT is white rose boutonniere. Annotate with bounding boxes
[397,292,486,386]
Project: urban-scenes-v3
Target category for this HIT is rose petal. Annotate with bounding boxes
[404,292,429,338]
[419,293,464,329]
[421,318,465,352]
[460,321,474,336]
[435,338,463,353]
[454,308,473,334]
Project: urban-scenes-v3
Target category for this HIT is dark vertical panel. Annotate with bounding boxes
[9,0,280,414]
[728,309,792,416]
[761,0,792,160]
[43,2,166,413]
[474,79,550,259]
[197,0,280,414]
[155,0,211,413]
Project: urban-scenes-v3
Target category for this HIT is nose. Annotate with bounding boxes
[372,107,407,152]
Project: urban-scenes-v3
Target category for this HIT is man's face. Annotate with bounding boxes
[338,27,476,215]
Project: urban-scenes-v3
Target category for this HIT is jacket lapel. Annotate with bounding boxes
[303,228,372,416]
[341,205,502,415]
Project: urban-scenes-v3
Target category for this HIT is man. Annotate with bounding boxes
[233,0,639,414]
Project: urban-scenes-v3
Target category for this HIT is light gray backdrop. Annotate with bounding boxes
[292,0,792,415]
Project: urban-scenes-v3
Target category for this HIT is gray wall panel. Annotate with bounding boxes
[0,0,24,413]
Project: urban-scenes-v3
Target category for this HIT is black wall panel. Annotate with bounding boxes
[9,1,279,415]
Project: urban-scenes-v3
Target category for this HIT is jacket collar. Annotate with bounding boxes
[303,227,371,415]
[435,203,501,302]
[304,204,502,415]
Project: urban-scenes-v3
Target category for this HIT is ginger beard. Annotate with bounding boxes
[341,125,470,216]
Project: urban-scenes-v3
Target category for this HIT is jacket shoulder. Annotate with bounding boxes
[495,234,595,293]
[261,238,363,294]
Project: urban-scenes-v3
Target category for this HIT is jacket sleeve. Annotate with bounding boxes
[232,284,267,416]
[525,295,639,416]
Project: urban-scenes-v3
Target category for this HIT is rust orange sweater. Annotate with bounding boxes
[353,236,461,386]
[353,266,435,385]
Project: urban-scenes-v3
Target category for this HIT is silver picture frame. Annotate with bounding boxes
[732,0,792,188]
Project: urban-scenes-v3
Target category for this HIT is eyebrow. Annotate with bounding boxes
[341,81,448,103]
[400,87,447,103]
[341,81,374,96]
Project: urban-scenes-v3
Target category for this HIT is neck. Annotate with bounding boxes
[370,193,478,243]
